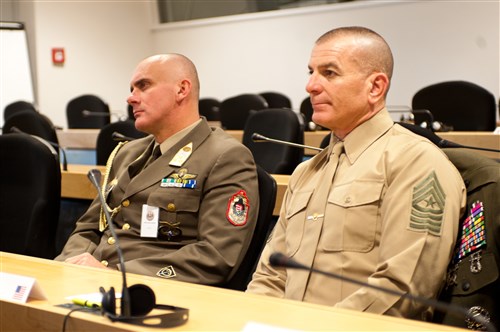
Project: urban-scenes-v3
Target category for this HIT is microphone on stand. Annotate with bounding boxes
[269,252,496,332]
[82,110,127,121]
[10,126,68,171]
[86,169,189,328]
[252,133,323,152]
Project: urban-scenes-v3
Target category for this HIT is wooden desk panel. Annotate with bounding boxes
[1,252,461,332]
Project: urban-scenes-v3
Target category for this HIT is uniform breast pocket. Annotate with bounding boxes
[323,180,384,252]
[285,190,313,257]
[148,189,201,223]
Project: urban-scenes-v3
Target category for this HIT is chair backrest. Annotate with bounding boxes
[242,108,304,175]
[412,81,496,131]
[66,94,111,129]
[96,120,148,165]
[222,165,277,291]
[3,100,37,122]
[2,110,59,145]
[218,93,268,130]
[199,98,221,121]
[299,96,323,131]
[259,91,292,109]
[0,133,61,259]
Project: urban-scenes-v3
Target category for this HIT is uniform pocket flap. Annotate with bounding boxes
[451,251,499,295]
[148,191,201,213]
[285,190,313,219]
[329,180,384,207]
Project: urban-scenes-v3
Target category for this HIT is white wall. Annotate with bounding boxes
[14,0,500,127]
[151,1,499,117]
[32,1,153,128]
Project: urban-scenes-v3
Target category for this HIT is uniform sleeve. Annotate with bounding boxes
[124,142,259,285]
[335,142,466,317]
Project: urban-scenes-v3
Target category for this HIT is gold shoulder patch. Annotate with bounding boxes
[409,171,446,236]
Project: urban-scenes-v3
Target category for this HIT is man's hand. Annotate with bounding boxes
[65,252,108,269]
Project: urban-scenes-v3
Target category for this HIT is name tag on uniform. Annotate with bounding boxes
[140,204,159,238]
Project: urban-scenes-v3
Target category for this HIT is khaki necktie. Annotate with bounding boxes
[288,140,344,300]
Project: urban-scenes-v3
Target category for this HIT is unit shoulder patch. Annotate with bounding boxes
[408,171,446,236]
[226,190,250,226]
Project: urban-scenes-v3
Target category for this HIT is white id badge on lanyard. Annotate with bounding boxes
[140,204,159,238]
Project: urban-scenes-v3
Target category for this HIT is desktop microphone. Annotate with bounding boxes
[269,252,496,332]
[82,110,127,121]
[111,131,137,142]
[86,169,189,328]
[252,133,323,152]
[397,122,500,153]
[10,126,68,171]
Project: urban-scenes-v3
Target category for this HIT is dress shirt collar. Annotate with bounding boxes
[157,118,202,155]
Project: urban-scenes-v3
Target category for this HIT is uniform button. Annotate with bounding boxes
[122,223,130,230]
[167,203,176,212]
[107,237,116,245]
[101,260,109,267]
[122,200,130,207]
[462,281,471,291]
[345,196,351,204]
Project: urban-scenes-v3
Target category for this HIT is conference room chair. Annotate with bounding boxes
[199,97,221,121]
[3,100,37,122]
[412,80,497,131]
[66,94,111,129]
[242,108,304,175]
[127,104,134,121]
[95,119,148,165]
[2,110,60,148]
[218,93,268,130]
[299,96,323,131]
[221,164,277,291]
[259,91,292,109]
[0,133,61,259]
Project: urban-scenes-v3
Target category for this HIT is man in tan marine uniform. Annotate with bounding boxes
[247,27,466,320]
[56,54,259,285]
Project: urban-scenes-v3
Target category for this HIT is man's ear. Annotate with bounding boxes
[367,72,389,105]
[176,79,192,102]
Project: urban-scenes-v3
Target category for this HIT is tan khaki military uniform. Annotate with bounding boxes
[247,109,466,319]
[56,118,259,285]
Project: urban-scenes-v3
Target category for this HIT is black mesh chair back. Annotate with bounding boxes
[219,93,268,130]
[4,100,37,122]
[199,98,221,121]
[300,96,323,131]
[412,81,496,131]
[66,94,110,129]
[0,133,61,259]
[222,165,277,291]
[259,91,292,109]
[2,110,59,145]
[96,120,148,165]
[243,108,304,175]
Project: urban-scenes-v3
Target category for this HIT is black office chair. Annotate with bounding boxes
[259,91,292,109]
[412,81,496,131]
[299,96,323,131]
[2,110,59,145]
[242,108,304,175]
[66,94,111,129]
[218,93,268,130]
[222,165,277,291]
[95,120,148,165]
[199,98,221,121]
[3,100,37,122]
[0,133,61,259]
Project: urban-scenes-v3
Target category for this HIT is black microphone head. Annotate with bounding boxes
[252,133,267,142]
[87,169,102,187]
[10,126,22,134]
[269,252,287,267]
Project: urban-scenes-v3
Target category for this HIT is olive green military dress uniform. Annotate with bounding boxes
[56,118,259,285]
[433,148,499,330]
[247,109,466,319]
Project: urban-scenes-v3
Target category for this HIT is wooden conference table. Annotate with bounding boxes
[1,252,463,332]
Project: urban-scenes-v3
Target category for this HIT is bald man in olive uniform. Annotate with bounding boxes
[56,54,259,285]
[247,27,466,320]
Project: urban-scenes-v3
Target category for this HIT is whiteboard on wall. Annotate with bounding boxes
[0,22,35,129]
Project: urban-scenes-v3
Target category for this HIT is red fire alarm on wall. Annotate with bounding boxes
[52,48,65,65]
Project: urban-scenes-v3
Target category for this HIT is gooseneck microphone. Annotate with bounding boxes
[269,252,496,332]
[252,132,323,152]
[10,126,68,171]
[87,169,132,316]
[111,131,136,142]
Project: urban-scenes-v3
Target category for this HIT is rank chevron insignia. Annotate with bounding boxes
[409,171,446,236]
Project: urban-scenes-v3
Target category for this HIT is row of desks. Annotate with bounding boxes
[1,251,461,331]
